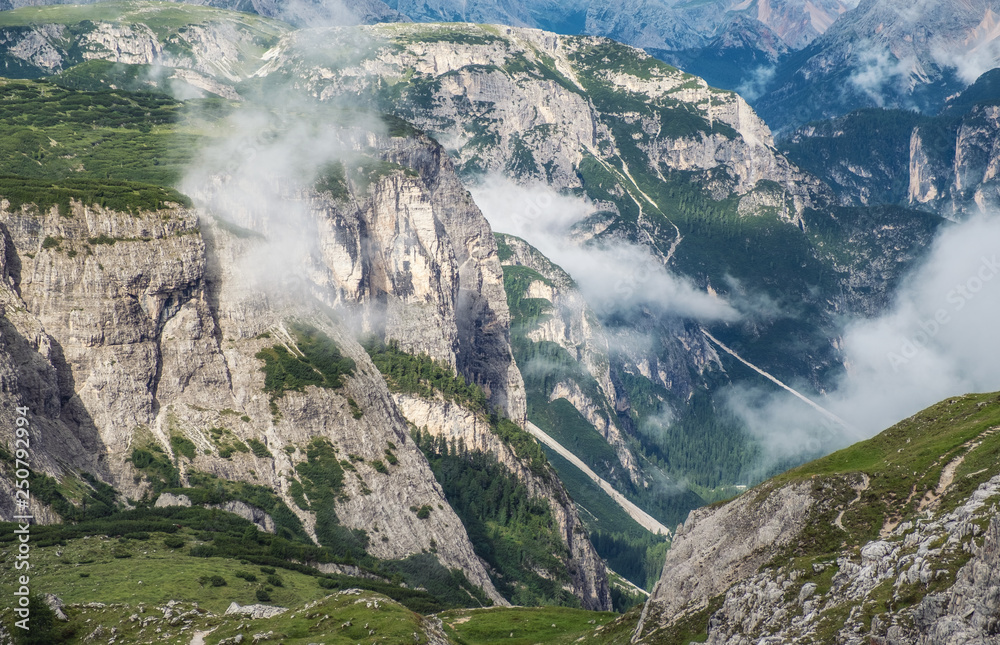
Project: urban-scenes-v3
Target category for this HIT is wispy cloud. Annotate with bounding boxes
[470,176,737,322]
[726,213,1000,468]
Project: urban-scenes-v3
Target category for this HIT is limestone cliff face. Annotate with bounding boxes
[497,233,644,486]
[638,482,814,634]
[908,104,1000,214]
[0,7,287,96]
[908,127,950,207]
[262,23,824,216]
[192,134,526,424]
[0,139,533,604]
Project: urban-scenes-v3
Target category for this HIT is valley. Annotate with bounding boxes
[0,0,999,642]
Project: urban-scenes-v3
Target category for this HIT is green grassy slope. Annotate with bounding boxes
[439,606,618,644]
[768,391,1000,559]
[0,78,203,187]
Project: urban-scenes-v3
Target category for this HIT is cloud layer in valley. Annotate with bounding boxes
[474,177,1000,473]
[729,213,1000,467]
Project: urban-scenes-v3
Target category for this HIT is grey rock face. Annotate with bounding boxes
[635,469,1000,644]
[638,482,814,634]
[262,23,824,214]
[0,138,518,604]
[0,9,288,91]
[910,104,1000,214]
[586,0,856,51]
[396,394,612,610]
[497,234,643,486]
[756,0,1000,129]
[224,602,288,618]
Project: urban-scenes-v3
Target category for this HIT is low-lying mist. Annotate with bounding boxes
[472,174,1000,477]
[723,212,1000,472]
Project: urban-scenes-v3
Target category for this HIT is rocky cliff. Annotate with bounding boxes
[755,0,1000,130]
[632,392,1000,643]
[0,117,552,606]
[496,233,643,487]
[910,102,1000,214]
[784,77,1000,217]
[395,394,611,610]
[257,22,824,214]
[0,2,287,96]
[0,194,515,601]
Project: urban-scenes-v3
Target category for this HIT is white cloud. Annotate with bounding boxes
[727,213,1000,467]
[470,176,738,322]
[848,44,916,107]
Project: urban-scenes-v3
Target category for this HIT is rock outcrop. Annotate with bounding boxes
[637,482,814,635]
[0,129,531,604]
[497,233,643,486]
[633,395,1000,644]
[0,5,288,93]
[909,103,1000,214]
[260,23,824,215]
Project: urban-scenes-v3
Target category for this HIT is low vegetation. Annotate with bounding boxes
[364,338,489,412]
[773,392,1000,559]
[439,606,618,644]
[0,175,189,216]
[413,428,578,607]
[364,338,548,473]
[256,323,356,398]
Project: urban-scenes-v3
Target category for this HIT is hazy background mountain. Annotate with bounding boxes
[754,0,1000,130]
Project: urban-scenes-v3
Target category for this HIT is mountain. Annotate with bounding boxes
[0,67,612,617]
[651,14,792,95]
[632,391,1000,643]
[0,0,409,25]
[0,0,856,54]
[755,0,1000,131]
[1,0,994,632]
[0,3,952,520]
[583,0,856,51]
[781,67,1000,214]
[6,387,995,642]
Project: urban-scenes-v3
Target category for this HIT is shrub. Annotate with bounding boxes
[198,575,227,587]
[255,324,355,398]
[259,566,276,575]
[170,435,197,461]
[247,438,272,459]
[163,536,186,549]
[235,571,258,582]
[255,589,271,602]
[363,338,488,412]
[266,574,283,587]
[189,545,218,558]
